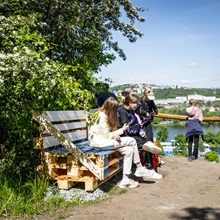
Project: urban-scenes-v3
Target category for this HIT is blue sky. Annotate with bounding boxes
[100,0,220,88]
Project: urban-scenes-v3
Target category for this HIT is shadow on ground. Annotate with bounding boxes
[170,207,220,220]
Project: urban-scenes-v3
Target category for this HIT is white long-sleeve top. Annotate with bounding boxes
[88,111,124,147]
[186,106,203,122]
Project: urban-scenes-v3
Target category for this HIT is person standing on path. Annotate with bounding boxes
[186,99,204,161]
[88,97,161,189]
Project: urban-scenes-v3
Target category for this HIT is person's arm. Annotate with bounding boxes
[152,100,158,114]
[138,102,148,117]
[97,112,124,138]
[198,108,203,122]
[118,109,140,135]
[118,109,130,128]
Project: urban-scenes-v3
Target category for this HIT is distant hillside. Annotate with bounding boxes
[111,84,220,99]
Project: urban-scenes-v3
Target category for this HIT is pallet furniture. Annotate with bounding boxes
[33,110,123,191]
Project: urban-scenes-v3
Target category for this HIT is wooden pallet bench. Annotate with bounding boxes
[33,110,123,191]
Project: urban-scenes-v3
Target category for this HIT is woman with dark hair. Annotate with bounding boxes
[186,99,204,161]
[117,93,162,179]
[88,97,159,188]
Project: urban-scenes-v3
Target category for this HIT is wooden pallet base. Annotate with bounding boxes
[38,149,123,191]
[57,175,99,191]
[56,167,122,191]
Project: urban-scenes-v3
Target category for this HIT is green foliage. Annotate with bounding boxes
[0,1,147,217]
[153,87,220,99]
[173,134,188,157]
[205,151,219,163]
[216,129,220,144]
[2,0,146,66]
[112,84,220,100]
[204,131,219,146]
[213,101,220,108]
[0,176,49,217]
[156,125,168,142]
[0,15,99,184]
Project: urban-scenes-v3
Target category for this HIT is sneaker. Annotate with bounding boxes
[142,141,162,154]
[188,156,195,162]
[135,167,151,177]
[160,160,165,165]
[143,169,163,180]
[118,178,139,188]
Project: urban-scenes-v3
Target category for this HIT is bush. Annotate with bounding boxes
[205,152,219,163]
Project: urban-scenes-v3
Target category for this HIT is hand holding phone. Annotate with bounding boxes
[122,123,130,131]
[150,111,155,116]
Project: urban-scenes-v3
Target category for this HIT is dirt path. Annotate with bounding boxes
[66,156,220,220]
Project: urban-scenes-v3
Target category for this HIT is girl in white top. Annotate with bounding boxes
[88,97,161,188]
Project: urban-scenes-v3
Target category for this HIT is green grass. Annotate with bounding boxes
[0,176,122,219]
[0,176,49,218]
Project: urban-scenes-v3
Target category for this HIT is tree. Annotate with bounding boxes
[204,131,219,146]
[0,14,101,181]
[213,101,220,108]
[2,0,146,69]
[156,125,168,142]
[0,1,147,182]
[173,134,187,156]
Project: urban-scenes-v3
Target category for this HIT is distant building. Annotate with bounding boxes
[187,94,216,102]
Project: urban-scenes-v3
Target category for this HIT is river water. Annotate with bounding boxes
[153,124,220,141]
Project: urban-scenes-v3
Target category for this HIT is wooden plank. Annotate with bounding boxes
[57,180,75,190]
[43,121,86,134]
[33,137,43,149]
[155,113,220,122]
[42,110,86,122]
[43,130,87,148]
[56,176,98,191]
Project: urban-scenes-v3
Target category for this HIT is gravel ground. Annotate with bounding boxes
[44,170,123,203]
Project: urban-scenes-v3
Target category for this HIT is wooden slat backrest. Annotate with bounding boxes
[41,110,87,149]
[42,110,86,122]
[43,130,87,148]
[43,121,86,135]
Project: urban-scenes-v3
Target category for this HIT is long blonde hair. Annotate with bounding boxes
[97,97,119,130]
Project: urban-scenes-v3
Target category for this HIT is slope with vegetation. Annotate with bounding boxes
[0,0,147,218]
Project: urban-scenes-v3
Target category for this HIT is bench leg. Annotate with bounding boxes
[57,179,75,190]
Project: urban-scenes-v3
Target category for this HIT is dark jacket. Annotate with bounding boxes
[97,92,118,107]
[136,98,158,123]
[117,106,141,136]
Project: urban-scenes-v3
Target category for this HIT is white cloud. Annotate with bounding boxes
[186,62,198,68]
[180,79,193,84]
